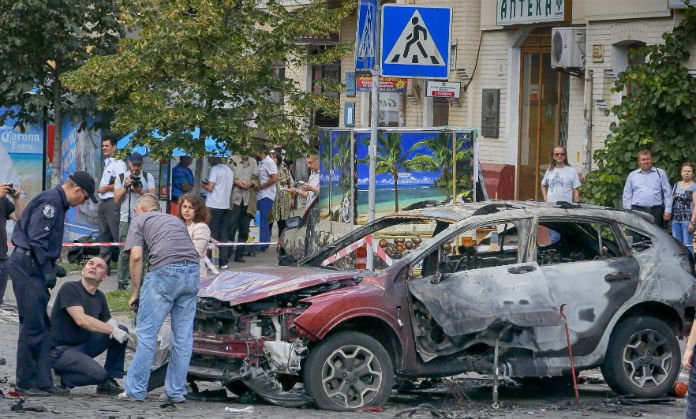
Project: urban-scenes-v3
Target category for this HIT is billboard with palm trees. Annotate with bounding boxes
[317,128,477,224]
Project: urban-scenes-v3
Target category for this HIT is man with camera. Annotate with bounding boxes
[9,171,97,396]
[292,154,320,209]
[0,182,25,306]
[96,136,127,274]
[114,152,155,290]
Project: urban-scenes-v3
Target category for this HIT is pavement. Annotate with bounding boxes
[0,242,693,418]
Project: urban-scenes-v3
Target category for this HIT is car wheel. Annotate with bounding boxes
[601,316,680,398]
[303,331,394,411]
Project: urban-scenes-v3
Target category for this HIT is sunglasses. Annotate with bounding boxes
[553,152,566,156]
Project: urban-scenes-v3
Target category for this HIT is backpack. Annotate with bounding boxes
[66,232,101,264]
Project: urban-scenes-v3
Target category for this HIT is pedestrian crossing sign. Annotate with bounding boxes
[381,5,452,79]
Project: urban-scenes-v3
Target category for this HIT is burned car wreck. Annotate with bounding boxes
[188,201,696,411]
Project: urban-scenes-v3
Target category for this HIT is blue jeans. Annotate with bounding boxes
[257,197,274,251]
[125,262,199,401]
[687,353,696,418]
[672,221,694,255]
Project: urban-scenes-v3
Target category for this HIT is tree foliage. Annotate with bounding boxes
[62,0,353,160]
[0,0,122,184]
[582,6,696,206]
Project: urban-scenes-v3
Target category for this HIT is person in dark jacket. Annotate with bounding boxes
[9,171,96,396]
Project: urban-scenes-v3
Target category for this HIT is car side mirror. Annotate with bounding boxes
[286,216,303,229]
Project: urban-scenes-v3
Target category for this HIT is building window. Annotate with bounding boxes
[311,61,340,127]
[432,98,449,126]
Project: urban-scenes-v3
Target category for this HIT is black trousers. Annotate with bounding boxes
[50,325,128,388]
[634,205,665,228]
[227,203,253,260]
[97,198,120,265]
[8,252,53,390]
[208,208,230,265]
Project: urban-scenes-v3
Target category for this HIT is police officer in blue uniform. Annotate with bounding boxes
[9,171,96,396]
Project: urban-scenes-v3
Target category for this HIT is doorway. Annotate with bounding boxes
[517,28,569,201]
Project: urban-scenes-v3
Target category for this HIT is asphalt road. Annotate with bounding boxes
[0,248,692,418]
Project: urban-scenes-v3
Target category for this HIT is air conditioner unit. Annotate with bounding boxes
[551,27,586,69]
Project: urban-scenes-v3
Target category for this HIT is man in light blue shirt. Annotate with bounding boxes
[622,150,672,228]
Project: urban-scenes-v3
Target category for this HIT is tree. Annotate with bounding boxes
[62,0,352,172]
[582,6,696,207]
[407,132,472,200]
[0,0,122,186]
[374,132,409,212]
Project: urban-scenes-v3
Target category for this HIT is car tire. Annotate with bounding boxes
[303,331,394,411]
[601,316,680,398]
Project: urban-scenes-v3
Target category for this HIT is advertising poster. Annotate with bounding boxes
[353,129,473,223]
[0,107,45,200]
[61,117,102,238]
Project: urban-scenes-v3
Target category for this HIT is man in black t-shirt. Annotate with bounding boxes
[49,257,130,395]
[0,182,24,305]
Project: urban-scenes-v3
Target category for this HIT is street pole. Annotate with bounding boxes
[367,3,380,271]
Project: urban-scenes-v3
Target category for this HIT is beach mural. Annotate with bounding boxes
[318,128,475,225]
[318,129,353,223]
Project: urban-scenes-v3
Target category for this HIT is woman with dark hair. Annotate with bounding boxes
[541,145,581,203]
[178,193,212,278]
[269,148,294,235]
[671,162,696,255]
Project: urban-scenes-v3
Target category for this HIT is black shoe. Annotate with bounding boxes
[96,378,123,395]
[45,385,70,396]
[234,256,246,263]
[15,387,49,397]
[117,284,127,291]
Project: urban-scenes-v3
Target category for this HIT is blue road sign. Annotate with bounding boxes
[381,5,451,79]
[355,0,378,71]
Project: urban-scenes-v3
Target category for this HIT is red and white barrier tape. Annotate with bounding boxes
[7,241,276,248]
[321,235,392,267]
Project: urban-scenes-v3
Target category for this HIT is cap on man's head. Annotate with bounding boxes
[129,152,144,164]
[69,171,97,203]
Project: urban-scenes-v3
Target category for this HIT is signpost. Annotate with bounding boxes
[381,5,452,79]
[355,0,378,71]
[426,80,461,98]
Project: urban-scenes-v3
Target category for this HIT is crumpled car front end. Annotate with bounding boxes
[189,266,361,406]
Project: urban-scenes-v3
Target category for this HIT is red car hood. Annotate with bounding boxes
[198,265,358,305]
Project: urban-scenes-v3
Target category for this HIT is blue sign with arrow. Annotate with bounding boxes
[381,5,451,79]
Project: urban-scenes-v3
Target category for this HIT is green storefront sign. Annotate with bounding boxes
[496,0,565,25]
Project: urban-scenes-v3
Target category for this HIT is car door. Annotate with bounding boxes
[534,217,640,356]
[407,215,563,361]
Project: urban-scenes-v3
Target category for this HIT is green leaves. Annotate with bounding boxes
[61,0,352,159]
[582,6,696,206]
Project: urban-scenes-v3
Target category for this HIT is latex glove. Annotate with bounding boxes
[108,319,130,343]
[55,265,67,278]
[45,272,57,289]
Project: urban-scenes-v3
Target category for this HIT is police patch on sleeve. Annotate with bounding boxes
[43,204,56,219]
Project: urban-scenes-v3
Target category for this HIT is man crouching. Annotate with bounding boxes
[50,257,129,395]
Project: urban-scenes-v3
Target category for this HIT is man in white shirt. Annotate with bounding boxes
[113,152,156,290]
[293,154,320,209]
[256,151,278,251]
[95,136,127,272]
[203,156,234,268]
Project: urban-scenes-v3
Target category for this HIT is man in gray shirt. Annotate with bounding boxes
[118,194,199,403]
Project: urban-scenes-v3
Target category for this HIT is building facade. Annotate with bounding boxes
[320,0,695,200]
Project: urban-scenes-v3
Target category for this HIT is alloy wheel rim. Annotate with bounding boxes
[320,344,383,408]
[621,328,673,389]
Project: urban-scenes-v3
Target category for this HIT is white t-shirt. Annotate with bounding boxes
[115,170,156,223]
[257,155,278,201]
[541,166,581,203]
[306,171,320,207]
[98,157,127,200]
[205,164,233,209]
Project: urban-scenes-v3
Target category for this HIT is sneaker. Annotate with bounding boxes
[15,387,48,397]
[45,385,70,396]
[159,392,185,403]
[96,378,123,395]
[116,391,142,402]
[219,264,229,269]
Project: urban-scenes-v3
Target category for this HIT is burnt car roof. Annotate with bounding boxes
[389,200,632,223]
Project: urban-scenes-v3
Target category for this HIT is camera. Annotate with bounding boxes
[129,175,142,190]
[295,180,305,188]
[4,183,16,195]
